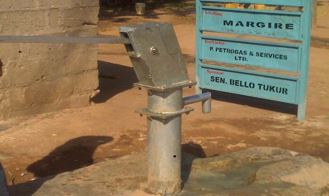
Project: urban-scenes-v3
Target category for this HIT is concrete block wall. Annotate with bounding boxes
[0,1,99,119]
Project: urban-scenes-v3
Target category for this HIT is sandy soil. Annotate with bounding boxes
[0,2,328,191]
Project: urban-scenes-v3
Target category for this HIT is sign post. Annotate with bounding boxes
[196,0,313,120]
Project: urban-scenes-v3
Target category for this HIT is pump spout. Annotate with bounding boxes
[183,92,211,113]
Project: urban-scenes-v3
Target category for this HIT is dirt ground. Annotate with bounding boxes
[0,2,329,193]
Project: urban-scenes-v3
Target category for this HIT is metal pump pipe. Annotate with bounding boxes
[120,23,212,194]
[146,89,183,194]
[0,35,127,44]
[141,88,211,194]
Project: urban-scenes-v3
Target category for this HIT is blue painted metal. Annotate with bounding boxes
[201,65,298,104]
[202,7,302,40]
[200,0,305,7]
[196,0,313,120]
[201,36,301,71]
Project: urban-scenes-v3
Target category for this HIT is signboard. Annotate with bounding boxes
[196,0,313,120]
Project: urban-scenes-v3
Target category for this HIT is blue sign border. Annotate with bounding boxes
[196,0,313,120]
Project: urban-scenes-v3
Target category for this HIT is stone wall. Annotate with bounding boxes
[0,1,99,119]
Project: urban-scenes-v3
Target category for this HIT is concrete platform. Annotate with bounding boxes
[11,147,329,195]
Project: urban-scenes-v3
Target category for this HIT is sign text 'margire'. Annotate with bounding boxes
[223,20,294,30]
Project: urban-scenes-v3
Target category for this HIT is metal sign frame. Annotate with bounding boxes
[196,0,313,120]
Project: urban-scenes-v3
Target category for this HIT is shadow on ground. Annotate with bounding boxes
[99,0,195,22]
[207,90,298,115]
[9,136,113,196]
[311,36,329,49]
[0,163,8,196]
[92,61,138,103]
[182,142,206,186]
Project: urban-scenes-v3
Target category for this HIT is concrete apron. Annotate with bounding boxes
[11,147,329,195]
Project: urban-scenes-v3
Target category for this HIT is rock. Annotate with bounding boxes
[255,155,329,189]
[181,147,329,195]
[226,142,247,150]
[10,147,329,195]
